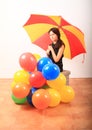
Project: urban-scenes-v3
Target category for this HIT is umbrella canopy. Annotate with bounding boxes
[23,14,86,59]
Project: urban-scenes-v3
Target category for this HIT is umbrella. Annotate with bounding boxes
[23,14,86,59]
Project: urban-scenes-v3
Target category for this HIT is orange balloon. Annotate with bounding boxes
[47,73,66,91]
[12,82,30,98]
[47,88,61,107]
[60,86,75,103]
[32,89,51,109]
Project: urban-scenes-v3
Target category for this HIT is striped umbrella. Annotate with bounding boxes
[23,14,86,59]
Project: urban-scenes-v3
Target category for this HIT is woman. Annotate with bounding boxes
[46,27,65,72]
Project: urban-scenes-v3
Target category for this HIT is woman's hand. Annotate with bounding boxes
[46,49,50,55]
[46,46,51,55]
[48,45,53,52]
[46,45,52,55]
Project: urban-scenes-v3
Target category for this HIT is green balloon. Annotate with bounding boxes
[11,94,27,104]
[42,85,50,89]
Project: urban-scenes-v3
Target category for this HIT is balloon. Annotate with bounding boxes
[47,73,66,91]
[12,82,30,98]
[14,70,30,85]
[42,85,50,89]
[32,89,51,109]
[19,52,37,72]
[31,87,38,94]
[37,57,52,72]
[29,71,46,88]
[27,87,38,106]
[27,89,33,106]
[42,63,60,80]
[60,86,75,103]
[33,54,41,61]
[11,94,27,104]
[11,81,17,90]
[47,88,61,107]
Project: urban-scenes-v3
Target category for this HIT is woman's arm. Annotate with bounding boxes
[46,49,50,55]
[48,45,65,62]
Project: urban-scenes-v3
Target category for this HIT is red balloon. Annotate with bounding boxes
[29,71,46,88]
[19,52,37,72]
[32,89,51,109]
[12,82,30,98]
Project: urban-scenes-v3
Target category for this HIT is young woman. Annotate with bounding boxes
[46,27,65,72]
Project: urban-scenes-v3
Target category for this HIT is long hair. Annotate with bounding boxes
[48,27,65,48]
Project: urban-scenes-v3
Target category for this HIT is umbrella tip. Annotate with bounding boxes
[82,54,85,64]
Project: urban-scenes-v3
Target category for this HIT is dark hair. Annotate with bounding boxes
[48,27,65,49]
[48,27,60,39]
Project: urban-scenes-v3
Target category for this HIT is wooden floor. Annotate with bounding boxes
[0,78,92,130]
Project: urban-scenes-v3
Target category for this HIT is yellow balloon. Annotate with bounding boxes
[47,73,66,91]
[11,81,17,90]
[60,86,75,103]
[47,88,61,107]
[33,54,41,61]
[14,70,30,84]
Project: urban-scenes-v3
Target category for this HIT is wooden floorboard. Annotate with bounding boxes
[0,78,92,130]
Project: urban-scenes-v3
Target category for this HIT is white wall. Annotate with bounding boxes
[0,0,92,78]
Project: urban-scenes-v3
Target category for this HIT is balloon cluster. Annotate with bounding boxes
[11,52,75,109]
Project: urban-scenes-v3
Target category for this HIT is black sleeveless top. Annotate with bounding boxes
[48,43,64,72]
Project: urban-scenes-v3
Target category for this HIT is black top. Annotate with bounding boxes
[48,43,64,72]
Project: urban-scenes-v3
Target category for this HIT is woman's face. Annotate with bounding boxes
[49,31,58,43]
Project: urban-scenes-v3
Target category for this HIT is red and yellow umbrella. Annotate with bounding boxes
[23,14,86,59]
